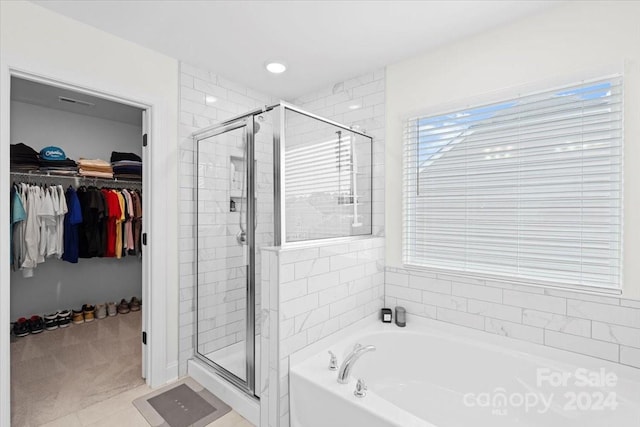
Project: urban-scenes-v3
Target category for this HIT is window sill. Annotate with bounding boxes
[400,263,623,297]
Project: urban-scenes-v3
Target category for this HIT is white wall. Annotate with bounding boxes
[0,5,179,425]
[11,100,142,160]
[385,1,640,300]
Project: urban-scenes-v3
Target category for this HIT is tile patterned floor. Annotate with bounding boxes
[10,310,253,426]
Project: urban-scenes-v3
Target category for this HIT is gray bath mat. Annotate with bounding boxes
[133,377,231,427]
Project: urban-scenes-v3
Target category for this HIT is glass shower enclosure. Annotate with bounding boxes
[193,102,372,397]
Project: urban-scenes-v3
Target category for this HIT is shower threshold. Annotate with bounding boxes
[204,335,261,385]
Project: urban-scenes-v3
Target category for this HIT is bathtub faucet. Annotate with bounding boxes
[337,343,376,384]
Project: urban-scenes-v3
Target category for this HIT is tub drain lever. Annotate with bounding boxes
[328,351,338,371]
[354,379,367,398]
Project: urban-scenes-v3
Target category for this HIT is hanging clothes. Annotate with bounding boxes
[62,186,83,264]
[10,180,142,276]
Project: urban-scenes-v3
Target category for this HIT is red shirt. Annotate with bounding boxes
[101,189,121,257]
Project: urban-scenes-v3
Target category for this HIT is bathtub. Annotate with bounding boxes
[290,316,640,427]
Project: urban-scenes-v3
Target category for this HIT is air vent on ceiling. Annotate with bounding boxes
[58,96,95,107]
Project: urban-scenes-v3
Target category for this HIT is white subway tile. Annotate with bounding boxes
[436,307,484,330]
[452,282,502,303]
[386,284,421,302]
[485,318,544,344]
[294,305,330,333]
[592,322,640,348]
[307,271,341,293]
[280,263,295,284]
[181,86,205,104]
[307,317,340,344]
[468,300,522,323]
[280,294,319,320]
[544,330,619,362]
[422,290,467,311]
[619,346,640,368]
[330,253,358,270]
[280,279,308,302]
[339,265,366,283]
[398,299,437,320]
[503,290,566,315]
[329,295,358,317]
[318,283,349,306]
[295,256,331,279]
[567,300,640,328]
[408,274,451,294]
[522,309,591,337]
[545,289,620,306]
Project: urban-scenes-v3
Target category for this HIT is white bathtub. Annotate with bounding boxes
[290,316,640,427]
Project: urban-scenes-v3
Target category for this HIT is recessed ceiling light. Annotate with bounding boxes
[348,104,361,110]
[205,95,217,104]
[265,62,287,74]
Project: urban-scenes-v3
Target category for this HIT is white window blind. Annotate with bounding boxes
[285,133,354,199]
[403,77,623,290]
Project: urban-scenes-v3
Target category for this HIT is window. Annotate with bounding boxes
[403,77,623,290]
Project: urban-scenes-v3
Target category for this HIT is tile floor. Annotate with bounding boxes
[10,310,253,427]
[37,383,253,427]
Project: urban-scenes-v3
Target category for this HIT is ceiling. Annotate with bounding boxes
[11,77,143,126]
[32,0,559,99]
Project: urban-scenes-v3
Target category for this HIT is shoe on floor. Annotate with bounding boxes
[95,303,107,319]
[72,309,84,324]
[28,315,44,334]
[107,302,117,317]
[13,318,29,337]
[82,304,95,322]
[129,297,141,312]
[44,312,59,331]
[117,299,130,314]
[57,309,72,328]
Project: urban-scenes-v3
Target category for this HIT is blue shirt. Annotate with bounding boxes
[62,187,83,263]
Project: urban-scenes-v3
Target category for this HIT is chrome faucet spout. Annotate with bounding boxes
[337,344,376,384]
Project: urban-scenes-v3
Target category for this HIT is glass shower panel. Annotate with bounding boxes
[283,108,372,242]
[196,123,249,383]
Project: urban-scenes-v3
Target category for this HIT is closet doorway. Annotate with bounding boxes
[7,75,150,426]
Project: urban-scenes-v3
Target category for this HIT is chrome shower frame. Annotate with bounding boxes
[191,101,373,399]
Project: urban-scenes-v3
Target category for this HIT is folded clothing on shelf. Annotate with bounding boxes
[111,151,142,179]
[111,151,141,163]
[39,157,78,175]
[78,158,114,179]
[10,143,40,171]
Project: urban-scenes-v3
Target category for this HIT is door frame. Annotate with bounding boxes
[0,66,163,425]
[192,115,258,397]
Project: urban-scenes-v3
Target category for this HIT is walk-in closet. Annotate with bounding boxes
[8,77,147,426]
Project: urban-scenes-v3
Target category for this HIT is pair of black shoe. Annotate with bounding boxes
[12,316,44,337]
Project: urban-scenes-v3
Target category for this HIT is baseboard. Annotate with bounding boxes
[165,361,179,384]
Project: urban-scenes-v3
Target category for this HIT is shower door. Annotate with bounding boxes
[195,116,257,395]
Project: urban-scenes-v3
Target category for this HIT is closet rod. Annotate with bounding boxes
[10,171,142,188]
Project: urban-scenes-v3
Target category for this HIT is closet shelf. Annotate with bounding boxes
[10,171,142,187]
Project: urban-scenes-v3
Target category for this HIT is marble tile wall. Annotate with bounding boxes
[261,237,385,427]
[385,266,640,368]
